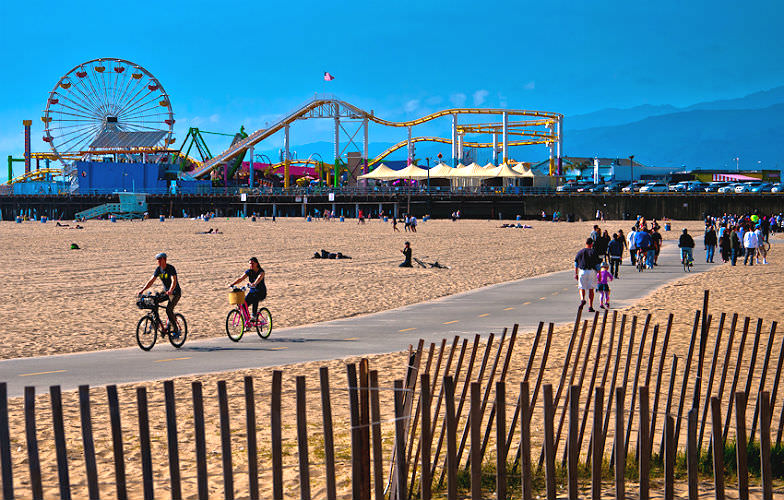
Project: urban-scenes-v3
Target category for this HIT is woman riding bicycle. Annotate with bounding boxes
[228,257,267,320]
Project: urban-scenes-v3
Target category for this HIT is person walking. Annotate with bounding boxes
[730,227,741,266]
[574,238,601,312]
[627,226,638,266]
[743,227,758,266]
[607,232,624,278]
[597,262,614,309]
[704,224,717,263]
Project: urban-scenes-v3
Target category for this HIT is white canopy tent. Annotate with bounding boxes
[358,163,402,180]
[426,162,456,178]
[395,164,430,179]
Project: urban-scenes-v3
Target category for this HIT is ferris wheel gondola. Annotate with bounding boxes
[42,58,175,166]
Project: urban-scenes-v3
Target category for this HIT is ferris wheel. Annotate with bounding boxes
[42,58,175,165]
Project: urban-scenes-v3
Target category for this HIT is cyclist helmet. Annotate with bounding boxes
[155,252,167,260]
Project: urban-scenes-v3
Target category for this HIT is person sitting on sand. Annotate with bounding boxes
[400,241,413,267]
[228,257,267,320]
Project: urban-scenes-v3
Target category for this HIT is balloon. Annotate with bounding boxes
[751,215,759,222]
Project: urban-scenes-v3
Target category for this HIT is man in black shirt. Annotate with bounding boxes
[139,252,183,337]
[400,241,413,267]
[574,238,600,312]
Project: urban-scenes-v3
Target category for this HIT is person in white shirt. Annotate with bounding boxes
[627,227,638,266]
[743,229,758,266]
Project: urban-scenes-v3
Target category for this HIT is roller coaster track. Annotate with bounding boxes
[7,168,63,185]
[191,97,562,179]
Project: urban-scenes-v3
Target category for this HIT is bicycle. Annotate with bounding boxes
[636,249,646,272]
[225,286,272,341]
[681,252,694,272]
[135,292,188,351]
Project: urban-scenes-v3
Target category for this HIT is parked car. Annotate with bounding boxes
[771,183,784,193]
[639,181,669,193]
[718,183,741,193]
[735,182,763,193]
[622,181,646,192]
[751,183,773,193]
[704,181,731,192]
[557,182,585,193]
[686,181,708,192]
[604,181,629,192]
[672,180,705,192]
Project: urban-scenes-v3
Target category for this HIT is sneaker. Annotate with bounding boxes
[606,302,610,308]
[171,330,181,340]
[588,307,596,312]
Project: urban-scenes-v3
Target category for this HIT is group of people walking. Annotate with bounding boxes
[705,213,771,266]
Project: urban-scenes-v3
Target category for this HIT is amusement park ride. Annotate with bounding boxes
[7,57,564,192]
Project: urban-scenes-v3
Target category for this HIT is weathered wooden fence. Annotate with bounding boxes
[0,292,783,499]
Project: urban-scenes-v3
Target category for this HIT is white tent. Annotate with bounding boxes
[451,162,493,179]
[486,163,527,178]
[511,162,536,178]
[396,164,430,179]
[358,163,402,180]
[426,162,456,178]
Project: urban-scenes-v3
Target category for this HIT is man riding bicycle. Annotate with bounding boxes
[138,252,182,338]
[228,257,267,320]
[633,228,655,269]
[678,228,696,265]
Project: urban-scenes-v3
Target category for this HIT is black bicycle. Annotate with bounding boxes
[135,292,188,351]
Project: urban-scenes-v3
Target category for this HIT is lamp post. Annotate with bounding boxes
[426,157,430,193]
[629,155,635,193]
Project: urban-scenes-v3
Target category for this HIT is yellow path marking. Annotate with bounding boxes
[399,327,417,332]
[552,291,559,295]
[154,357,192,363]
[539,297,547,300]
[19,369,67,377]
[443,320,459,325]
[522,301,532,305]
[504,307,515,311]
[478,313,490,318]
[563,287,570,291]
[270,347,288,350]
[344,337,359,341]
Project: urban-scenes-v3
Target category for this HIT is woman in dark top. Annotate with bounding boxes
[229,257,267,318]
[704,225,718,263]
[719,226,730,263]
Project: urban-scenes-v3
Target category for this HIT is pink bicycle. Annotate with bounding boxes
[225,286,272,341]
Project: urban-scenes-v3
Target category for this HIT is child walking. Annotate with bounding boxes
[597,262,614,309]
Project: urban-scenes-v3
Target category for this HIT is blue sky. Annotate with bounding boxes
[1,0,782,179]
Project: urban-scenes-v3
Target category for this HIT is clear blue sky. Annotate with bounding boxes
[1,0,782,179]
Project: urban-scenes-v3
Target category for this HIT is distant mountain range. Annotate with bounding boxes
[252,86,784,170]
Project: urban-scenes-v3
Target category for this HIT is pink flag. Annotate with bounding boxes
[323,72,335,81]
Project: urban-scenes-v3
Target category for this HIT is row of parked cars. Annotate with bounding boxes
[556,180,784,193]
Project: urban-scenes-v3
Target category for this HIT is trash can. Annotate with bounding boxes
[306,216,312,222]
[159,215,165,222]
[15,216,21,223]
[664,223,671,231]
[516,215,521,221]
[110,215,117,223]
[383,216,388,222]
[41,216,47,223]
[339,216,345,222]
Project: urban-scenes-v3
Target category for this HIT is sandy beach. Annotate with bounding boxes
[2,216,783,498]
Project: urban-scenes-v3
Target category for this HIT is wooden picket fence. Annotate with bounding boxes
[0,291,783,499]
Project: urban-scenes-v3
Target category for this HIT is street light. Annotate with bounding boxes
[629,155,635,193]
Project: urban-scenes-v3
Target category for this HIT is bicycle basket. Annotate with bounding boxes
[228,290,246,305]
[136,296,156,309]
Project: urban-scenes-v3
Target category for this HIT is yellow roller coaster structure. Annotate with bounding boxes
[191,95,563,187]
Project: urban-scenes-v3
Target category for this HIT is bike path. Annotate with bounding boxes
[0,243,711,397]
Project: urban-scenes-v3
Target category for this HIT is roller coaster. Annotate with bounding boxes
[190,95,563,188]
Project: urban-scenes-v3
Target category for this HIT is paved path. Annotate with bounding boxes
[0,242,711,396]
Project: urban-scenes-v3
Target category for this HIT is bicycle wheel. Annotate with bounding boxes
[136,315,157,351]
[763,241,771,253]
[168,313,188,348]
[256,308,272,339]
[226,309,245,342]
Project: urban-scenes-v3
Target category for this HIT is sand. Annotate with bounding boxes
[2,216,783,498]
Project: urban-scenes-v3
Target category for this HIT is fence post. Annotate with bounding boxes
[611,315,637,468]
[24,387,42,500]
[393,379,408,500]
[470,382,481,500]
[591,386,603,500]
[649,314,673,454]
[734,392,748,500]
[320,368,338,500]
[578,313,608,457]
[768,327,784,445]
[0,383,11,500]
[710,397,725,500]
[359,360,372,500]
[244,377,259,500]
[724,317,751,442]
[659,356,679,457]
[639,386,650,500]
[602,314,627,459]
[543,384,556,500]
[624,316,652,460]
[217,381,234,500]
[420,373,432,500]
[496,382,507,500]
[444,376,457,500]
[107,385,125,500]
[759,391,773,500]
[136,387,154,500]
[271,371,283,500]
[687,408,698,500]
[567,385,579,500]
[674,311,701,450]
[741,319,764,440]
[520,381,532,500]
[164,381,182,500]
[432,339,467,479]
[50,385,71,500]
[296,376,311,500]
[664,414,674,500]
[699,313,725,451]
[751,322,777,441]
[615,387,626,500]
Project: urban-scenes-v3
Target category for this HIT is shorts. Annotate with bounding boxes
[577,269,596,290]
[597,283,610,292]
